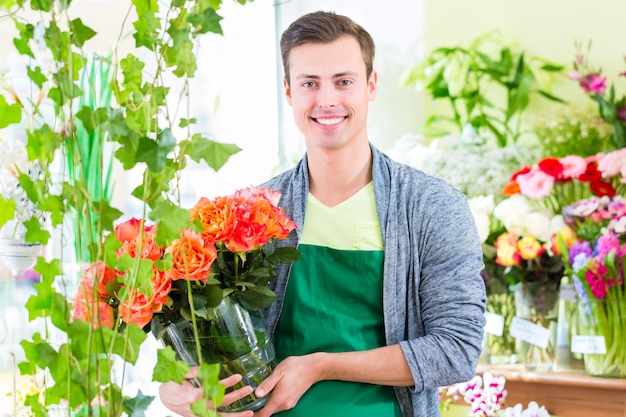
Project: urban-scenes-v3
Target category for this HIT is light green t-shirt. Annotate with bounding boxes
[273,182,402,416]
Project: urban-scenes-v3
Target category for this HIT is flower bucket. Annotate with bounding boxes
[573,298,626,378]
[484,291,518,365]
[512,282,559,371]
[160,296,276,411]
[0,238,41,277]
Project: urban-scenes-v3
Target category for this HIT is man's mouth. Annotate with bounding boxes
[314,117,346,126]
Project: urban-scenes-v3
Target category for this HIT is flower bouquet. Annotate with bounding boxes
[72,186,300,411]
[562,195,626,377]
[491,195,572,371]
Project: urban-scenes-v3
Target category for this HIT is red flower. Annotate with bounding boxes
[537,157,564,178]
[589,180,616,198]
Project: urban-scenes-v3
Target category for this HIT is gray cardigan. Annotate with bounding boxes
[262,144,486,416]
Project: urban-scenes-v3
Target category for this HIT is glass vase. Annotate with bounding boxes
[555,277,584,370]
[160,296,276,412]
[573,298,626,378]
[512,282,559,372]
[484,291,518,365]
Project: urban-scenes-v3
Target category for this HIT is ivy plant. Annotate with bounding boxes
[0,0,252,415]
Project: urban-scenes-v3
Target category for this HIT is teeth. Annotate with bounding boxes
[316,117,344,125]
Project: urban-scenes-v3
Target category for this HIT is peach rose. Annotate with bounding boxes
[151,268,172,312]
[517,236,545,260]
[190,196,236,242]
[119,291,153,329]
[72,280,116,329]
[85,261,122,298]
[167,229,217,281]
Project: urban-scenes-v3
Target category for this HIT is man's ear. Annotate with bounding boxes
[284,78,292,106]
[368,69,378,101]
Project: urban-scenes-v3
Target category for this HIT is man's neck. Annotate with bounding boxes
[307,143,373,207]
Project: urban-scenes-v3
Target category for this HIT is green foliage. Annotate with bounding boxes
[0,0,254,414]
[402,30,566,146]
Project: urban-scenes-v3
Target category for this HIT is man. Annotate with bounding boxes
[161,10,486,417]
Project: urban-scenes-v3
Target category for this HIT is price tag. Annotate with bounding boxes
[571,335,607,354]
[484,312,505,336]
[510,317,550,349]
[559,283,577,302]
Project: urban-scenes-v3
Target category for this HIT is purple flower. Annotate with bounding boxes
[618,106,626,122]
[580,73,607,94]
[569,241,593,269]
[596,233,621,257]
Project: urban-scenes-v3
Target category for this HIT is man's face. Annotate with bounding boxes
[284,35,377,152]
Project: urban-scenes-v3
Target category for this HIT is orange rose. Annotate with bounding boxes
[551,226,576,255]
[72,280,116,329]
[116,222,162,261]
[502,181,521,196]
[517,236,545,260]
[234,186,281,206]
[119,291,153,328]
[167,229,217,281]
[85,261,123,298]
[190,196,236,242]
[151,268,172,312]
[114,217,143,242]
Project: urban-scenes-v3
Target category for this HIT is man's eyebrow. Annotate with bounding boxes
[294,71,359,80]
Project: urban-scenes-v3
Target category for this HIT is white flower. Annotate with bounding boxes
[468,195,495,243]
[494,195,556,242]
[505,401,551,417]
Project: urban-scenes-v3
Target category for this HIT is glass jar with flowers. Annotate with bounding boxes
[492,195,570,371]
[561,196,626,377]
[71,186,300,412]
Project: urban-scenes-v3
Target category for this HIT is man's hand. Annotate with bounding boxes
[159,368,255,417]
[252,354,324,417]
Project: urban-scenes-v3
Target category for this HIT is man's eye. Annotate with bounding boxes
[302,81,316,88]
[338,80,352,86]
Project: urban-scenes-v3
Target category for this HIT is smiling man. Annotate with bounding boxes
[160,11,486,417]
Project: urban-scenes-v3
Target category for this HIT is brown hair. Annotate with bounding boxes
[280,11,375,85]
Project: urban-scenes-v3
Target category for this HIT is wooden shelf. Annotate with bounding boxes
[477,365,626,417]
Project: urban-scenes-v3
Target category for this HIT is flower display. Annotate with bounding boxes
[503,150,626,214]
[388,125,539,202]
[72,185,300,330]
[562,195,626,377]
[568,42,626,149]
[439,372,550,417]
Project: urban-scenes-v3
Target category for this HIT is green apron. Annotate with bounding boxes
[273,244,402,416]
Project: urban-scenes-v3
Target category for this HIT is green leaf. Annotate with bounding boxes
[0,94,22,128]
[187,134,241,171]
[236,286,276,311]
[123,390,155,417]
[70,18,96,47]
[113,323,148,364]
[0,196,16,229]
[150,201,192,245]
[23,217,50,244]
[136,129,176,173]
[188,7,223,35]
[13,21,35,58]
[27,66,47,89]
[153,346,190,383]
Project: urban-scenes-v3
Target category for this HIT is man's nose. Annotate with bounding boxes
[316,84,337,108]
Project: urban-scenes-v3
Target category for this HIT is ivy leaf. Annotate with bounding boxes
[123,390,155,417]
[70,18,96,47]
[27,66,47,89]
[0,94,22,128]
[150,200,192,245]
[13,21,35,58]
[187,134,241,171]
[112,323,147,364]
[132,8,160,49]
[0,196,16,229]
[136,129,176,173]
[23,217,51,244]
[188,7,223,35]
[153,346,190,383]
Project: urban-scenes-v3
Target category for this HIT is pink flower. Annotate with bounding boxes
[567,71,580,80]
[560,155,587,179]
[597,148,626,178]
[516,170,555,200]
[580,73,607,94]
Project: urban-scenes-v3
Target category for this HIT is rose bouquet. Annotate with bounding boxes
[561,195,626,377]
[71,186,300,412]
